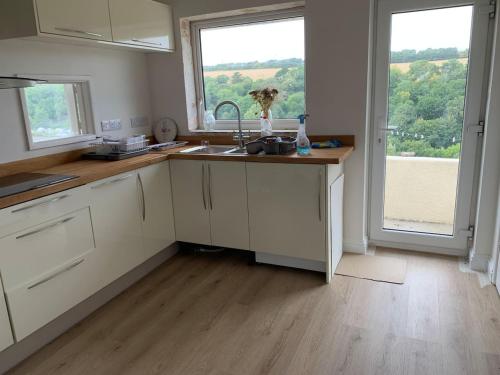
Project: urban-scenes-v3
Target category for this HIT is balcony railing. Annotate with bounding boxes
[383,156,459,234]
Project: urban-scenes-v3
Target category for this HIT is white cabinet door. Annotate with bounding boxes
[35,0,112,41]
[329,174,344,276]
[138,161,176,259]
[170,160,211,246]
[208,161,249,250]
[247,163,326,262]
[89,172,144,286]
[0,279,14,352]
[109,0,175,50]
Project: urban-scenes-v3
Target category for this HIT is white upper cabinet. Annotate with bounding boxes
[247,163,327,262]
[35,0,113,41]
[138,162,176,258]
[0,0,174,52]
[109,0,175,51]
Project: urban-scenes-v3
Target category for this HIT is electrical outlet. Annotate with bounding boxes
[110,119,122,130]
[101,119,122,131]
[131,116,149,128]
[101,120,111,132]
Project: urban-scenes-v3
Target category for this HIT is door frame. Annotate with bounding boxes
[368,0,493,254]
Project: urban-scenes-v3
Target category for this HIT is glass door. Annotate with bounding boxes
[369,0,492,253]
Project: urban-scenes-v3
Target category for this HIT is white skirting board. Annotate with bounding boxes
[0,244,178,374]
[343,238,368,254]
[469,248,491,272]
[255,252,326,273]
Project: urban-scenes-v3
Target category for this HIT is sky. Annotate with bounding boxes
[199,6,472,67]
[391,6,473,52]
[200,18,304,66]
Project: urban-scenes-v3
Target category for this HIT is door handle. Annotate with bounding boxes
[131,39,162,46]
[91,174,133,189]
[318,170,322,222]
[138,174,146,221]
[201,164,207,210]
[55,27,103,38]
[208,164,213,210]
[16,216,75,240]
[27,258,85,290]
[11,194,70,213]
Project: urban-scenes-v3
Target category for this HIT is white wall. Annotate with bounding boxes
[148,0,373,252]
[0,39,153,164]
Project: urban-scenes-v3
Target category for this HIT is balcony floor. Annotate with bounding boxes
[384,218,454,236]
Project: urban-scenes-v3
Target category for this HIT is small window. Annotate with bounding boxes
[192,10,305,130]
[20,79,96,150]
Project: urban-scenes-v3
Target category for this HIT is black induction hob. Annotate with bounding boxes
[0,173,78,199]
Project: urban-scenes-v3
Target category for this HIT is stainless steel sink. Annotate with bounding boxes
[179,145,237,155]
[226,148,248,155]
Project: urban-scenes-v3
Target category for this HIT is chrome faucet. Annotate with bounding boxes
[214,100,250,149]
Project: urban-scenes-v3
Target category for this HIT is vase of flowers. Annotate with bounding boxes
[249,88,278,137]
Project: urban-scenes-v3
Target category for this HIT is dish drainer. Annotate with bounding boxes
[84,136,150,161]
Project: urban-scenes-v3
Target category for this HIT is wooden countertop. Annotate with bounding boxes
[158,145,354,164]
[0,146,353,210]
[0,153,168,210]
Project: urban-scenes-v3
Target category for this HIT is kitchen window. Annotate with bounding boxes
[19,77,96,150]
[191,9,305,131]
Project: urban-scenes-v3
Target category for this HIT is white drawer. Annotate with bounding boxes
[0,278,14,352]
[0,186,90,239]
[6,248,100,341]
[0,207,95,291]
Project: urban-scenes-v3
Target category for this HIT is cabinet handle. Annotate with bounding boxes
[27,258,85,290]
[91,174,133,189]
[55,27,103,38]
[138,174,146,221]
[131,39,162,46]
[11,194,70,213]
[318,170,322,222]
[16,216,75,240]
[208,164,213,210]
[201,164,207,210]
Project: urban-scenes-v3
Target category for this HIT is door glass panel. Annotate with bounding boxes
[383,6,473,235]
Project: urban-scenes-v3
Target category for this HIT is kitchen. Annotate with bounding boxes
[0,0,500,373]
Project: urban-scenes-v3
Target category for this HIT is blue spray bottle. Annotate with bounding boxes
[297,114,311,156]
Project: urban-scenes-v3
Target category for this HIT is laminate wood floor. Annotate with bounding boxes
[9,248,500,375]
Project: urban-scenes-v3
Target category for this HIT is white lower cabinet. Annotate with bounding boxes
[0,278,13,352]
[89,172,144,286]
[0,205,97,341]
[328,173,344,279]
[138,162,176,258]
[0,157,345,351]
[170,160,249,249]
[208,161,249,250]
[247,163,327,263]
[170,160,211,245]
[6,248,99,341]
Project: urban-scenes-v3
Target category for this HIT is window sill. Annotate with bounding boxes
[190,129,298,134]
[29,134,98,151]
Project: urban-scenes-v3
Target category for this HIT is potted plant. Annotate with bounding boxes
[249,88,279,136]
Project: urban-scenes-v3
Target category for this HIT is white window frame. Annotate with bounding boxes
[191,8,305,131]
[19,75,97,150]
